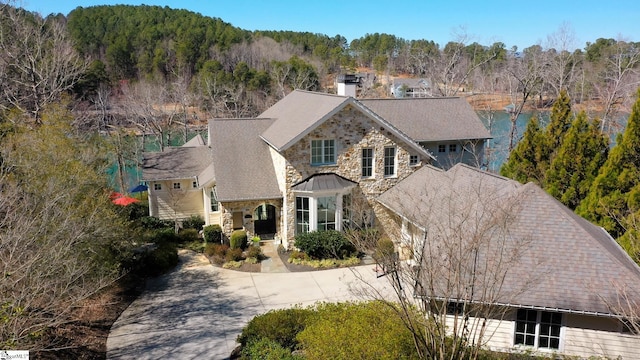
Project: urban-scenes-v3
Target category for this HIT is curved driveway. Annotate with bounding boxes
[106,251,394,360]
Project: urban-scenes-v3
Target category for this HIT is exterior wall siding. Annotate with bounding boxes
[148,180,204,221]
[562,314,640,359]
[445,311,640,359]
[421,140,485,170]
[280,104,423,246]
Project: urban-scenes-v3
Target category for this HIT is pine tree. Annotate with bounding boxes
[578,89,640,240]
[538,89,573,181]
[500,116,545,185]
[545,112,609,209]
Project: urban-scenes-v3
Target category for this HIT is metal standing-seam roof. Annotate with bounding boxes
[292,173,358,192]
[142,146,213,182]
[378,163,640,316]
[209,118,282,202]
[360,97,491,142]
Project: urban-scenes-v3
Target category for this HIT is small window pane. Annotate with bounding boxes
[154,183,162,190]
[362,148,373,177]
[173,182,181,189]
[384,147,396,176]
[438,144,446,153]
[449,144,457,152]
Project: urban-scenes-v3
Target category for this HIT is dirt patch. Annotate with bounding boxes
[33,274,146,360]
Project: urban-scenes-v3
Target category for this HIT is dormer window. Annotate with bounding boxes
[311,139,336,165]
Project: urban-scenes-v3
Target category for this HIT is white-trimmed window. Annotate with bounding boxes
[361,148,373,177]
[296,197,310,234]
[316,196,336,231]
[311,139,336,165]
[210,187,219,212]
[295,192,351,234]
[154,183,162,191]
[514,309,562,350]
[384,147,396,177]
[409,154,420,166]
[173,182,181,190]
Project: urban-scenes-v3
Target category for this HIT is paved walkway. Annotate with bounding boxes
[106,250,394,360]
[258,241,288,273]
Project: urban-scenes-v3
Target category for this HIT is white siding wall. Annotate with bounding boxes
[562,314,640,359]
[150,180,204,221]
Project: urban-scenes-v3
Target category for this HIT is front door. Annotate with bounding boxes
[232,211,243,230]
[254,204,276,235]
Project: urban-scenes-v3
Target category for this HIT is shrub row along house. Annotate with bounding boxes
[142,84,640,358]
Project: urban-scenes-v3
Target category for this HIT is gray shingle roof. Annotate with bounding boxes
[260,90,431,159]
[360,97,491,142]
[209,118,281,202]
[378,163,640,316]
[260,90,352,151]
[142,146,213,182]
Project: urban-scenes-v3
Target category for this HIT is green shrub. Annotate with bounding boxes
[139,216,172,230]
[289,250,309,261]
[374,237,395,262]
[181,215,204,230]
[241,338,302,360]
[225,247,244,262]
[203,224,222,243]
[246,245,263,260]
[223,260,243,269]
[143,241,178,276]
[237,307,313,351]
[178,228,200,243]
[297,301,419,360]
[145,228,180,245]
[205,243,228,257]
[294,230,356,259]
[230,230,248,249]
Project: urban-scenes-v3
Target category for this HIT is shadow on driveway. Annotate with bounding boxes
[107,250,394,359]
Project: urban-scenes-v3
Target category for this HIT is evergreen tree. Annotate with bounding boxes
[545,112,609,209]
[500,116,545,184]
[539,89,573,181]
[578,89,640,240]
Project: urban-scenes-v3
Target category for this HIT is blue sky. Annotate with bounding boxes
[23,0,640,50]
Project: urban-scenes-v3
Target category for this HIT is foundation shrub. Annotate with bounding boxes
[230,230,248,249]
[203,224,222,243]
[294,230,356,259]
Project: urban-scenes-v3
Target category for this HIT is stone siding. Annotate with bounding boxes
[280,104,423,245]
[219,199,283,240]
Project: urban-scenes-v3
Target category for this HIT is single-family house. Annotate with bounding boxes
[377,163,640,359]
[390,78,432,98]
[142,87,490,246]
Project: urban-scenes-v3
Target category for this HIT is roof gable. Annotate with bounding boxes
[260,90,352,151]
[260,90,432,158]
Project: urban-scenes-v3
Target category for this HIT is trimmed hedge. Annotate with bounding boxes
[230,229,248,249]
[294,230,356,259]
[237,307,313,351]
[203,224,223,243]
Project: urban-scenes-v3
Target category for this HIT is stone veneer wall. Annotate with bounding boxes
[219,199,283,239]
[280,104,423,245]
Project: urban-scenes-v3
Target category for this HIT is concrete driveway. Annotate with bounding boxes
[106,251,395,359]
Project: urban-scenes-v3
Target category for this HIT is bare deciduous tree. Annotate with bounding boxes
[0,106,128,350]
[348,167,537,360]
[0,2,87,121]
